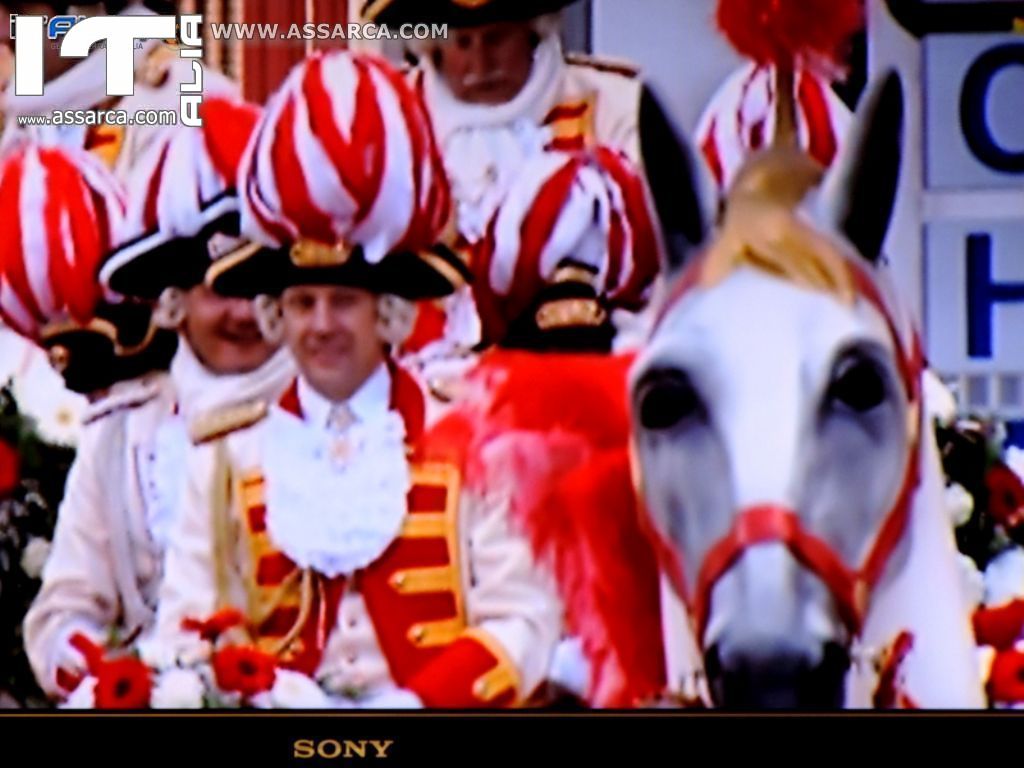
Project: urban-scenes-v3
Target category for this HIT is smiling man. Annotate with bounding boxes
[153,51,558,710]
[22,98,295,702]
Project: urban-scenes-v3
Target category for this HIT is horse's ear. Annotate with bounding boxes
[639,85,716,273]
[819,70,904,266]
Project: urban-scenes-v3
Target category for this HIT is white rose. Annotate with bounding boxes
[269,670,330,709]
[135,635,178,672]
[1006,447,1024,485]
[11,365,86,447]
[20,537,51,579]
[151,668,206,709]
[945,483,974,528]
[59,677,97,709]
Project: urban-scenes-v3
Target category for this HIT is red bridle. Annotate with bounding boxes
[642,258,925,644]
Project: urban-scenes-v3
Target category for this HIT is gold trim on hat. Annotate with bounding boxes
[535,298,607,330]
[204,240,265,289]
[452,0,494,8]
[289,239,354,268]
[419,249,467,290]
[38,316,159,357]
[362,0,395,21]
[551,264,598,286]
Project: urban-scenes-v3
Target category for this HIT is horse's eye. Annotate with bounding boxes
[828,354,887,413]
[636,370,705,430]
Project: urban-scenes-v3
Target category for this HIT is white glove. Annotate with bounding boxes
[353,686,424,710]
[548,636,591,699]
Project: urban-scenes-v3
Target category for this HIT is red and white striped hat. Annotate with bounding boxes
[0,144,125,341]
[473,146,660,342]
[100,96,264,299]
[695,63,852,193]
[239,50,455,268]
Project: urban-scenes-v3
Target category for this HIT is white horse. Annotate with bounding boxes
[629,73,984,709]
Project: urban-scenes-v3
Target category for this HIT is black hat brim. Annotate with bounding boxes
[39,301,177,394]
[364,0,578,28]
[207,242,471,300]
[101,193,242,300]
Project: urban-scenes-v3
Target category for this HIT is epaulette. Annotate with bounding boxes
[81,378,164,427]
[190,399,269,445]
[564,52,640,79]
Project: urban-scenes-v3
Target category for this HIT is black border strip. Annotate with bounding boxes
[885,0,1024,37]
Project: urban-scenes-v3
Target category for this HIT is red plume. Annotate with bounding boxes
[200,97,262,185]
[716,0,863,74]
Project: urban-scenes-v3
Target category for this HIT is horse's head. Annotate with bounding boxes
[631,74,923,708]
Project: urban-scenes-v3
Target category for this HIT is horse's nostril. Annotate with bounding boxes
[704,642,850,710]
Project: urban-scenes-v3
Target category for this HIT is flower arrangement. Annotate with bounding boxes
[0,380,76,707]
[58,607,424,710]
[934,410,1024,708]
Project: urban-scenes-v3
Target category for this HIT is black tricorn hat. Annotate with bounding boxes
[205,238,471,300]
[39,300,178,395]
[363,0,578,28]
[100,193,276,302]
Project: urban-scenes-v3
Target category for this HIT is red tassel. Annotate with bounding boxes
[716,0,863,73]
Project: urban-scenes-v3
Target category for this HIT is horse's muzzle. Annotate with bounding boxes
[704,642,850,710]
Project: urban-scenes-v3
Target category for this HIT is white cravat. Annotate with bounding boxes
[264,364,410,578]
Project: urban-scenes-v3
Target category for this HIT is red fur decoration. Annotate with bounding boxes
[716,0,864,72]
[436,349,666,707]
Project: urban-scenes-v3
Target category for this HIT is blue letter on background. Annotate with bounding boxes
[960,43,1024,174]
[967,233,1024,358]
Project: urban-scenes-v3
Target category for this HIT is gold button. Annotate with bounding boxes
[408,625,426,645]
[390,572,407,590]
[473,679,488,699]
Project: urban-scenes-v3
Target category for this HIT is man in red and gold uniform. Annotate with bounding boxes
[153,51,558,708]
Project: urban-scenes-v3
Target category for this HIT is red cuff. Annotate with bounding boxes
[56,667,83,694]
[406,633,518,709]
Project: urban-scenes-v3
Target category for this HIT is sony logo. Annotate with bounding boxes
[293,740,395,760]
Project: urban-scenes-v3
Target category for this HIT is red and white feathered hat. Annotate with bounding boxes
[210,50,467,300]
[695,0,861,193]
[695,63,852,193]
[0,144,124,341]
[472,146,660,349]
[100,96,266,300]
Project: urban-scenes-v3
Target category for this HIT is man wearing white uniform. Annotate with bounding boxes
[23,97,294,700]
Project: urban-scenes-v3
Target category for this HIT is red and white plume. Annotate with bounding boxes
[696,0,862,192]
[239,51,452,260]
[102,96,263,282]
[474,147,659,325]
[0,144,125,340]
[695,64,852,192]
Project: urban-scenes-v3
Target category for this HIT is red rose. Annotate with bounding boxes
[93,657,153,709]
[0,438,20,497]
[181,608,246,643]
[212,645,277,698]
[986,463,1024,531]
[988,649,1024,704]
